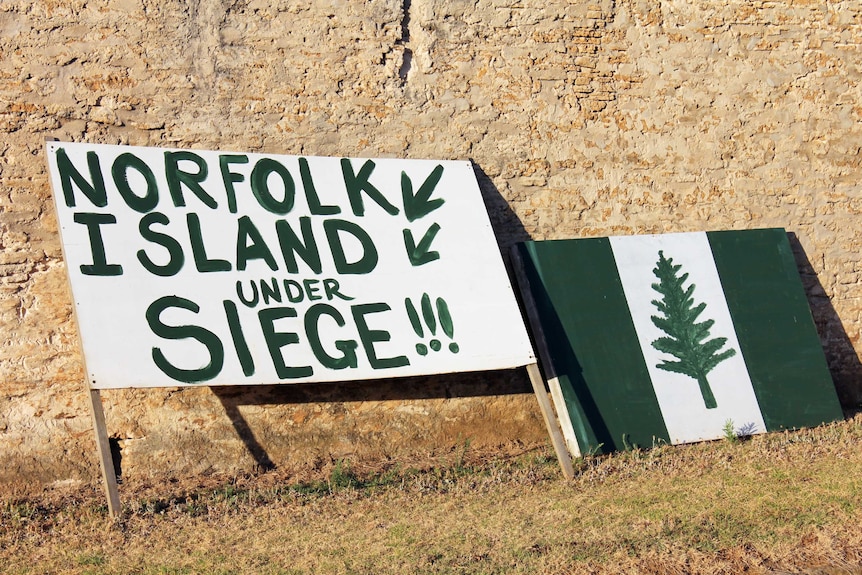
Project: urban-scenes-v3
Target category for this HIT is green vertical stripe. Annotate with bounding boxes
[708,229,843,430]
[519,239,669,454]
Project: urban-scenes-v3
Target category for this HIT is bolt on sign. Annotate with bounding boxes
[46,142,536,389]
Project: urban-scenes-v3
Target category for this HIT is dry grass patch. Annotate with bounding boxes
[2,415,862,574]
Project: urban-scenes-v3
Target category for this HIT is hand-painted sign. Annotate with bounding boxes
[515,229,843,456]
[47,142,535,389]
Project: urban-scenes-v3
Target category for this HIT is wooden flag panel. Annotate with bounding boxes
[515,229,843,455]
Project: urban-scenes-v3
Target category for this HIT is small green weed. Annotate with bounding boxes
[454,437,473,473]
[621,434,640,451]
[723,419,739,443]
[329,459,359,491]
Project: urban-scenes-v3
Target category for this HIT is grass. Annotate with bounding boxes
[2,414,862,574]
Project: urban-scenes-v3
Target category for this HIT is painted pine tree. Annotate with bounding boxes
[649,251,736,409]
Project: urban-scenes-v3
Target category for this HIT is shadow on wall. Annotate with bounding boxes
[211,369,533,470]
[471,161,532,248]
[210,160,536,471]
[788,232,862,412]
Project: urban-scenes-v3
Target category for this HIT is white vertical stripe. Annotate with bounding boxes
[609,232,765,444]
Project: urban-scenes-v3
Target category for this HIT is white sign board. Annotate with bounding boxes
[46,142,535,389]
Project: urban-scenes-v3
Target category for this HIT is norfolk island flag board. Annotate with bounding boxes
[515,229,843,457]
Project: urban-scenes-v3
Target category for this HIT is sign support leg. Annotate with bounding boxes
[87,389,121,518]
[526,363,575,479]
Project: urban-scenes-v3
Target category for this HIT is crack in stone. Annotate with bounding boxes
[397,0,413,82]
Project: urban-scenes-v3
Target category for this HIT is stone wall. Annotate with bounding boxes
[1,0,861,486]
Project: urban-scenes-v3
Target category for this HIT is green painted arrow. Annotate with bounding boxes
[401,165,445,222]
[403,224,441,266]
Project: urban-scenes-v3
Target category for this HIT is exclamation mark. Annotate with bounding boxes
[420,293,440,351]
[405,297,428,355]
[405,294,459,355]
[436,297,459,354]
